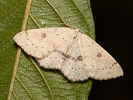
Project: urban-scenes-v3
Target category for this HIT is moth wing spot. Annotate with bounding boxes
[42,33,46,38]
[97,53,102,58]
[77,56,82,60]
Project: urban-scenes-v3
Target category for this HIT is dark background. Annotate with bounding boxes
[89,0,133,100]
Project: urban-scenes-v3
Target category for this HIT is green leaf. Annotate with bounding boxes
[0,0,95,100]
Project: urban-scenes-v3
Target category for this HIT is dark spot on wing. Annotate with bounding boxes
[42,33,46,38]
[79,30,82,33]
[61,52,70,58]
[114,62,117,65]
[77,56,82,60]
[112,62,118,66]
[73,35,77,39]
[97,53,102,57]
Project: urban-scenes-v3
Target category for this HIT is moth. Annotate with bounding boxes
[13,27,123,82]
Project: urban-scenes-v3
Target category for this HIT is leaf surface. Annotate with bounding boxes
[0,0,95,100]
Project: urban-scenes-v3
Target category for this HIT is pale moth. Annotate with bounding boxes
[13,27,123,82]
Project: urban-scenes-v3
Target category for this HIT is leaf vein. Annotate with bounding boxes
[0,87,9,99]
[0,0,26,21]
[0,59,14,75]
[71,0,90,33]
[12,90,19,100]
[30,57,54,100]
[16,76,33,99]
[0,29,20,48]
[46,0,65,25]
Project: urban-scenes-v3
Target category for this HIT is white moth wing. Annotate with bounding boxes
[79,33,123,80]
[37,32,78,70]
[13,27,123,81]
[60,39,88,81]
[37,31,88,82]
[13,28,75,59]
